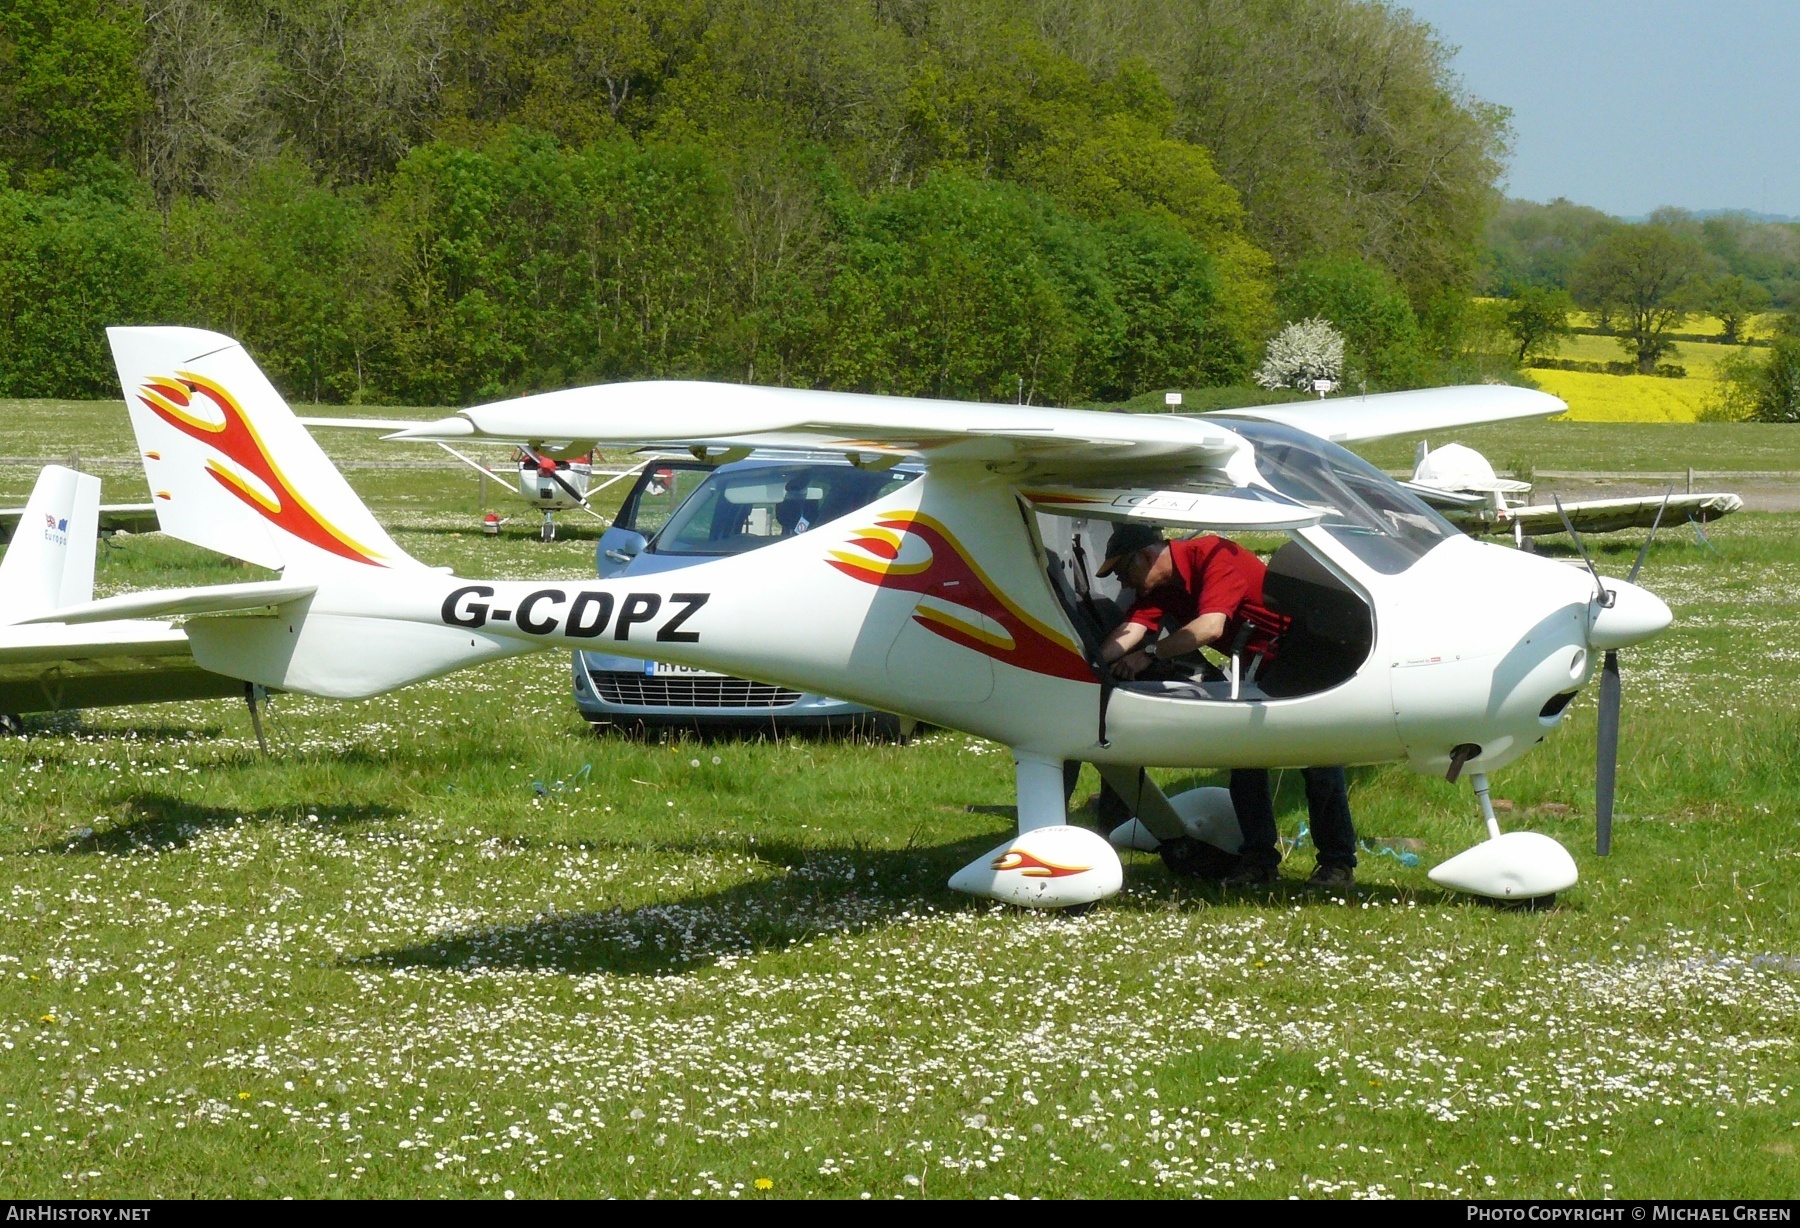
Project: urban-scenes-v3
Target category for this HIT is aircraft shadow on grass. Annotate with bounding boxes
[51,792,400,856]
[355,831,992,979]
[355,779,1472,980]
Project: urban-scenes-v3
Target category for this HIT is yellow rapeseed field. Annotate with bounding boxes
[1529,369,1716,422]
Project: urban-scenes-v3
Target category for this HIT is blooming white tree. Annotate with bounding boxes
[1253,317,1346,391]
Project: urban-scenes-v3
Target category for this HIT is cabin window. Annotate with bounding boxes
[1230,419,1457,574]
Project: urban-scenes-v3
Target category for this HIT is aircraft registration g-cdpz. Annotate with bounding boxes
[31,327,1673,911]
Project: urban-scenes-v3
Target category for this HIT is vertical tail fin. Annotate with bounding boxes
[107,327,420,574]
[0,465,100,626]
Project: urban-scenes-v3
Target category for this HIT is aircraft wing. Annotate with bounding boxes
[1483,493,1745,537]
[1208,385,1564,443]
[16,581,318,626]
[386,381,1249,473]
[1,502,159,540]
[0,622,244,714]
[1022,483,1324,531]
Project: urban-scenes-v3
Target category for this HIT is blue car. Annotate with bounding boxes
[571,453,921,736]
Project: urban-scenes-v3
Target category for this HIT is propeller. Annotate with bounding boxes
[523,448,590,507]
[1553,490,1672,855]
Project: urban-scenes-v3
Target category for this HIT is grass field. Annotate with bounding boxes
[1,404,1798,1198]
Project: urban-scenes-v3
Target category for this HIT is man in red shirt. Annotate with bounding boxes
[1095,523,1357,888]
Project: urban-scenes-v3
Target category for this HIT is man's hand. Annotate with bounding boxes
[1110,650,1151,680]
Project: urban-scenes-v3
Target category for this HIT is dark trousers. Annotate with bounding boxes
[1230,766,1356,870]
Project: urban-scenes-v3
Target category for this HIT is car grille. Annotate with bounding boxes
[591,672,804,709]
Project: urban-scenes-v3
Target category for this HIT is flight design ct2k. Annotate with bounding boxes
[27,327,1674,910]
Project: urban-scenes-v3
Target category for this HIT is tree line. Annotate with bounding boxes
[1483,199,1800,420]
[0,0,1512,405]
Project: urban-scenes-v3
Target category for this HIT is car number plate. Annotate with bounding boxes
[647,661,726,678]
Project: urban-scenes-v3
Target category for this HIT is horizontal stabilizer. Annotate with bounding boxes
[298,417,428,432]
[18,581,317,626]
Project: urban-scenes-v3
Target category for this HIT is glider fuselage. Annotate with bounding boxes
[199,463,1616,782]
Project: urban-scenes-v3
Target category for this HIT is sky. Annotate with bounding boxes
[1400,1,1800,219]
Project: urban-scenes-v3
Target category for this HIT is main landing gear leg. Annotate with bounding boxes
[1427,769,1577,905]
[947,749,1123,909]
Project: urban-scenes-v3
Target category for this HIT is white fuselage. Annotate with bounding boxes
[203,465,1623,782]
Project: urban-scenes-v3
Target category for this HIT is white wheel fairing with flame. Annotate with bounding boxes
[48,328,1676,910]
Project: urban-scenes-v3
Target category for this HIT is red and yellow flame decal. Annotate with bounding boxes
[992,848,1090,878]
[828,511,1092,682]
[136,372,386,566]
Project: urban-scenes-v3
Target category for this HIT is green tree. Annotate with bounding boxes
[1277,257,1428,389]
[1752,324,1800,423]
[0,0,146,180]
[170,157,397,403]
[819,173,1090,404]
[379,132,739,403]
[1571,225,1707,374]
[1503,285,1573,364]
[1131,0,1511,304]
[0,171,176,396]
[1705,273,1771,345]
[1481,197,1619,294]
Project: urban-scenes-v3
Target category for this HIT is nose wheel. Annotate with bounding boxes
[539,511,557,542]
[1428,770,1577,904]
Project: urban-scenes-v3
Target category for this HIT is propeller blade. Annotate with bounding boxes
[1627,487,1674,584]
[1552,494,1609,604]
[547,469,589,506]
[1595,648,1621,855]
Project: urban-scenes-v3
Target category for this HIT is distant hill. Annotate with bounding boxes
[1620,209,1800,225]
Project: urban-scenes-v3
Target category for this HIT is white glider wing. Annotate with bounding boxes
[0,464,251,715]
[1447,493,1745,538]
[386,381,1248,473]
[1,502,159,538]
[1209,385,1565,443]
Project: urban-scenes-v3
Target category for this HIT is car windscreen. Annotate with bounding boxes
[650,462,918,556]
[1230,419,1458,574]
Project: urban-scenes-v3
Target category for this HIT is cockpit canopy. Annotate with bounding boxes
[1230,419,1459,574]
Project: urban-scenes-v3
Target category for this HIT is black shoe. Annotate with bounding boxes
[1222,861,1278,888]
[1305,864,1355,889]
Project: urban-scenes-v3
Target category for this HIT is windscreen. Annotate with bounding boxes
[1231,419,1458,574]
[652,462,917,556]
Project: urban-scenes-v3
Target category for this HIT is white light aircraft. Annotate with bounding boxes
[0,464,251,725]
[1402,441,1742,547]
[298,414,645,541]
[33,328,1675,909]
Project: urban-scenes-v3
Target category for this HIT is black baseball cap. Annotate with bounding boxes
[1096,522,1166,576]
